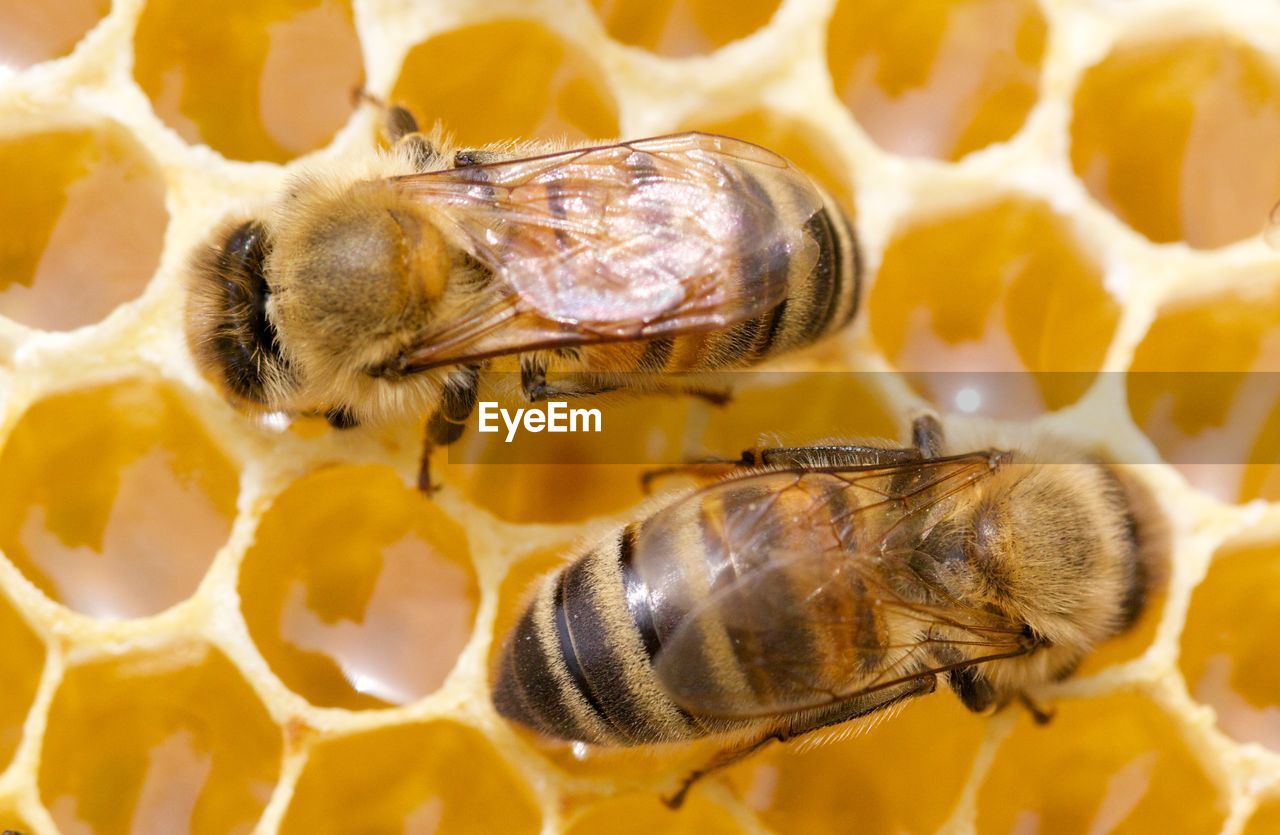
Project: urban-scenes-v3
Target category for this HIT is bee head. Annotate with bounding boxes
[185,219,294,409]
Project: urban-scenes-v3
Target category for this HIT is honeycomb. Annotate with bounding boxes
[1,0,1280,832]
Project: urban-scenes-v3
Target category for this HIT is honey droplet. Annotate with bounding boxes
[392,21,618,148]
[828,0,1046,161]
[240,465,476,709]
[1071,33,1280,248]
[134,0,363,162]
[0,380,239,618]
[0,125,167,331]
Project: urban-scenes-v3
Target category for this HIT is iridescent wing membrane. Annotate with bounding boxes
[633,452,1031,719]
[389,133,824,371]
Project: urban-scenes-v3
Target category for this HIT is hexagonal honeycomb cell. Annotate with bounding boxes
[827,0,1047,161]
[0,125,167,331]
[133,0,363,162]
[0,380,238,618]
[391,21,618,149]
[728,695,985,834]
[1071,32,1280,249]
[0,0,109,69]
[1126,280,1280,503]
[0,591,42,772]
[39,646,281,834]
[1,0,1278,831]
[1180,539,1280,751]
[975,691,1226,834]
[589,0,779,57]
[280,721,540,834]
[239,465,476,709]
[869,196,1118,417]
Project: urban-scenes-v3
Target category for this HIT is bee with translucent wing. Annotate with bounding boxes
[183,103,860,488]
[492,415,1165,807]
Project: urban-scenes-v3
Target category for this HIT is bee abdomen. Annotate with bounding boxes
[492,531,708,745]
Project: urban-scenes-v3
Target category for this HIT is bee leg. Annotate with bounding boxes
[352,89,441,171]
[419,365,482,493]
[520,362,618,402]
[454,149,509,168]
[664,675,937,809]
[1018,692,1056,725]
[911,413,945,457]
[742,444,921,470]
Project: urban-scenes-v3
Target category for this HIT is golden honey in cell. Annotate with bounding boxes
[183,105,861,487]
[492,415,1165,806]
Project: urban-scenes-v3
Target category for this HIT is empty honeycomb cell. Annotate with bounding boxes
[869,196,1118,418]
[1243,797,1280,835]
[0,125,167,331]
[133,0,363,163]
[0,0,109,69]
[589,0,779,58]
[728,695,986,835]
[1071,33,1280,249]
[239,465,476,710]
[1179,540,1280,751]
[0,591,43,773]
[565,792,743,834]
[826,0,1046,161]
[0,380,238,618]
[391,21,619,149]
[280,721,541,834]
[680,111,854,215]
[447,395,691,524]
[1126,283,1280,503]
[975,691,1226,833]
[39,646,281,835]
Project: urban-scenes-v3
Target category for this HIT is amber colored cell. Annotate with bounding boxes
[1180,541,1280,751]
[1126,284,1280,503]
[39,647,281,835]
[0,380,238,618]
[976,692,1225,834]
[0,0,109,68]
[0,126,167,331]
[729,695,984,834]
[682,111,854,216]
[590,0,778,58]
[0,804,33,833]
[1071,34,1280,249]
[133,0,362,162]
[0,592,43,772]
[392,21,618,148]
[239,465,476,710]
[1244,798,1280,835]
[828,0,1046,161]
[281,721,540,834]
[870,197,1118,418]
[567,792,743,835]
[1074,592,1165,679]
[697,372,898,455]
[448,395,691,524]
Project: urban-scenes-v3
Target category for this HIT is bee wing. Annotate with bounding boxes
[634,452,1031,719]
[387,132,824,371]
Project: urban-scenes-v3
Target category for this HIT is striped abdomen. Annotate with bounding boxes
[492,471,893,746]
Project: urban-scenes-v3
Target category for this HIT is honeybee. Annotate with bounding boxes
[184,104,860,486]
[492,415,1165,806]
